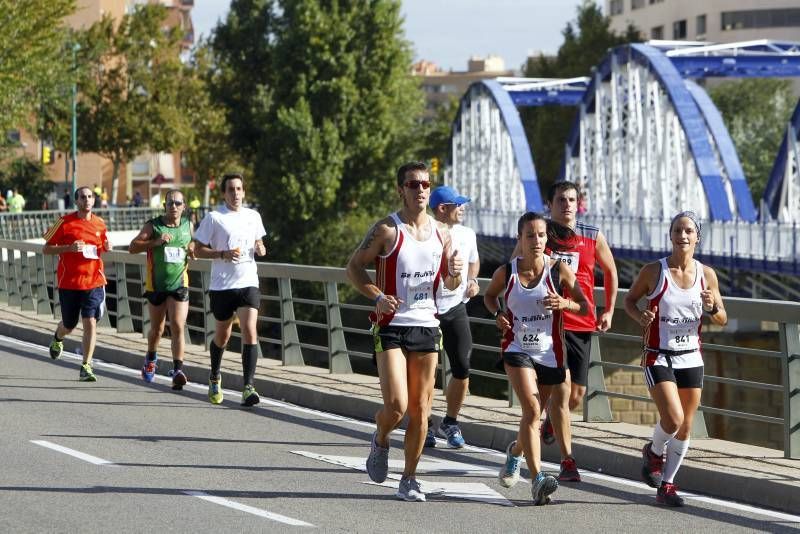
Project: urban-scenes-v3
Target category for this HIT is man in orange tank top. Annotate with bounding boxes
[42,186,110,382]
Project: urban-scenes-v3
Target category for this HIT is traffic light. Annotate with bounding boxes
[430,157,439,176]
[42,146,54,165]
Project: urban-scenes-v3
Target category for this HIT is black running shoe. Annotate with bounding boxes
[641,442,664,488]
[657,482,685,507]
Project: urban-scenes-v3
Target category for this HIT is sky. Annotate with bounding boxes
[191,0,587,72]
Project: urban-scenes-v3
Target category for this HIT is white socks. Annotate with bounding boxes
[651,422,677,456]
[662,437,690,484]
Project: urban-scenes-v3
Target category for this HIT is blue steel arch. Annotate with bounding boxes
[763,98,800,219]
[684,80,757,221]
[452,80,544,212]
[564,44,747,221]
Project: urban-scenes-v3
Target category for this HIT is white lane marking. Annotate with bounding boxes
[291,451,513,507]
[31,440,116,466]
[184,491,314,527]
[8,336,800,522]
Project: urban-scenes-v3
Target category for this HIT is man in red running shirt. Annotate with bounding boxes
[43,186,110,382]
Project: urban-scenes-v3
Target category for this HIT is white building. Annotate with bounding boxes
[605,0,800,43]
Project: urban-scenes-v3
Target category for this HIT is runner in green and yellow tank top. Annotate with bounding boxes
[145,214,192,292]
[129,189,196,390]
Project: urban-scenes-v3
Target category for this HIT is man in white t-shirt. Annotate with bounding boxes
[193,173,267,407]
[426,186,480,448]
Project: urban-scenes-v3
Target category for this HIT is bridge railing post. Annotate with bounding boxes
[200,270,213,350]
[779,321,800,459]
[0,246,8,304]
[114,261,134,333]
[324,281,351,374]
[584,333,613,422]
[19,251,34,312]
[7,249,21,307]
[33,253,52,316]
[278,277,304,366]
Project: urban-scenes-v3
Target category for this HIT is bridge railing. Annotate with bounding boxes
[0,238,798,458]
[0,207,214,241]
[466,209,800,273]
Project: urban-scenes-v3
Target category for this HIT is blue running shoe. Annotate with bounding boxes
[141,354,157,383]
[531,472,558,505]
[437,421,465,448]
[498,440,522,488]
[424,426,437,448]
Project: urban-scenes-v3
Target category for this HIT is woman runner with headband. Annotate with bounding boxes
[624,211,727,506]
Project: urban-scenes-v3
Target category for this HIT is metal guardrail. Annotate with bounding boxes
[467,209,800,273]
[0,207,214,241]
[0,238,798,459]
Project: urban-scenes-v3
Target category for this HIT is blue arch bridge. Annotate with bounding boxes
[447,40,800,299]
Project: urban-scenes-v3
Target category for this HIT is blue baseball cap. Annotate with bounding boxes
[429,186,471,209]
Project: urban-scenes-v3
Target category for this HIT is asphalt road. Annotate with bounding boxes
[1,336,798,533]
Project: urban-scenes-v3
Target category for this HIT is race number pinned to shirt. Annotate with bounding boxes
[229,236,253,264]
[81,244,99,259]
[408,280,434,310]
[519,322,551,353]
[668,324,694,350]
[164,246,186,263]
[550,251,579,273]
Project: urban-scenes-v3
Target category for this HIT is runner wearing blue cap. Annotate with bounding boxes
[425,186,480,448]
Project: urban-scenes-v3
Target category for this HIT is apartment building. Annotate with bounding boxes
[413,55,515,120]
[17,0,194,207]
[606,0,800,43]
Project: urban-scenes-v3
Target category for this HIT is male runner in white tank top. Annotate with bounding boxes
[346,161,463,502]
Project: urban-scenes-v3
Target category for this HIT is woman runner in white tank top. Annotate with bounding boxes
[484,212,588,505]
[624,211,727,507]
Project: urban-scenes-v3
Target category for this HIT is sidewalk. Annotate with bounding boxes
[2,306,798,514]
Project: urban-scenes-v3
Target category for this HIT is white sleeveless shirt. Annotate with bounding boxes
[371,212,445,327]
[501,256,565,368]
[642,258,705,369]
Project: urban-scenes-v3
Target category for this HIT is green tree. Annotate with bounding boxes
[0,0,76,143]
[0,157,53,210]
[523,1,638,195]
[708,79,795,204]
[181,41,243,204]
[212,0,423,264]
[77,4,193,205]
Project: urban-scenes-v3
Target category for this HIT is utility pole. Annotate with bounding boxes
[71,43,80,196]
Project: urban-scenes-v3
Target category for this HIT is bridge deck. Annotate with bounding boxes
[1,303,797,514]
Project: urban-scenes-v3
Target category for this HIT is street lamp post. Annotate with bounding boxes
[71,43,80,196]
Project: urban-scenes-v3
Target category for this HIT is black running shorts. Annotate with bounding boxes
[372,325,442,357]
[644,365,704,389]
[209,286,261,321]
[144,287,190,306]
[564,331,592,387]
[501,352,567,385]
